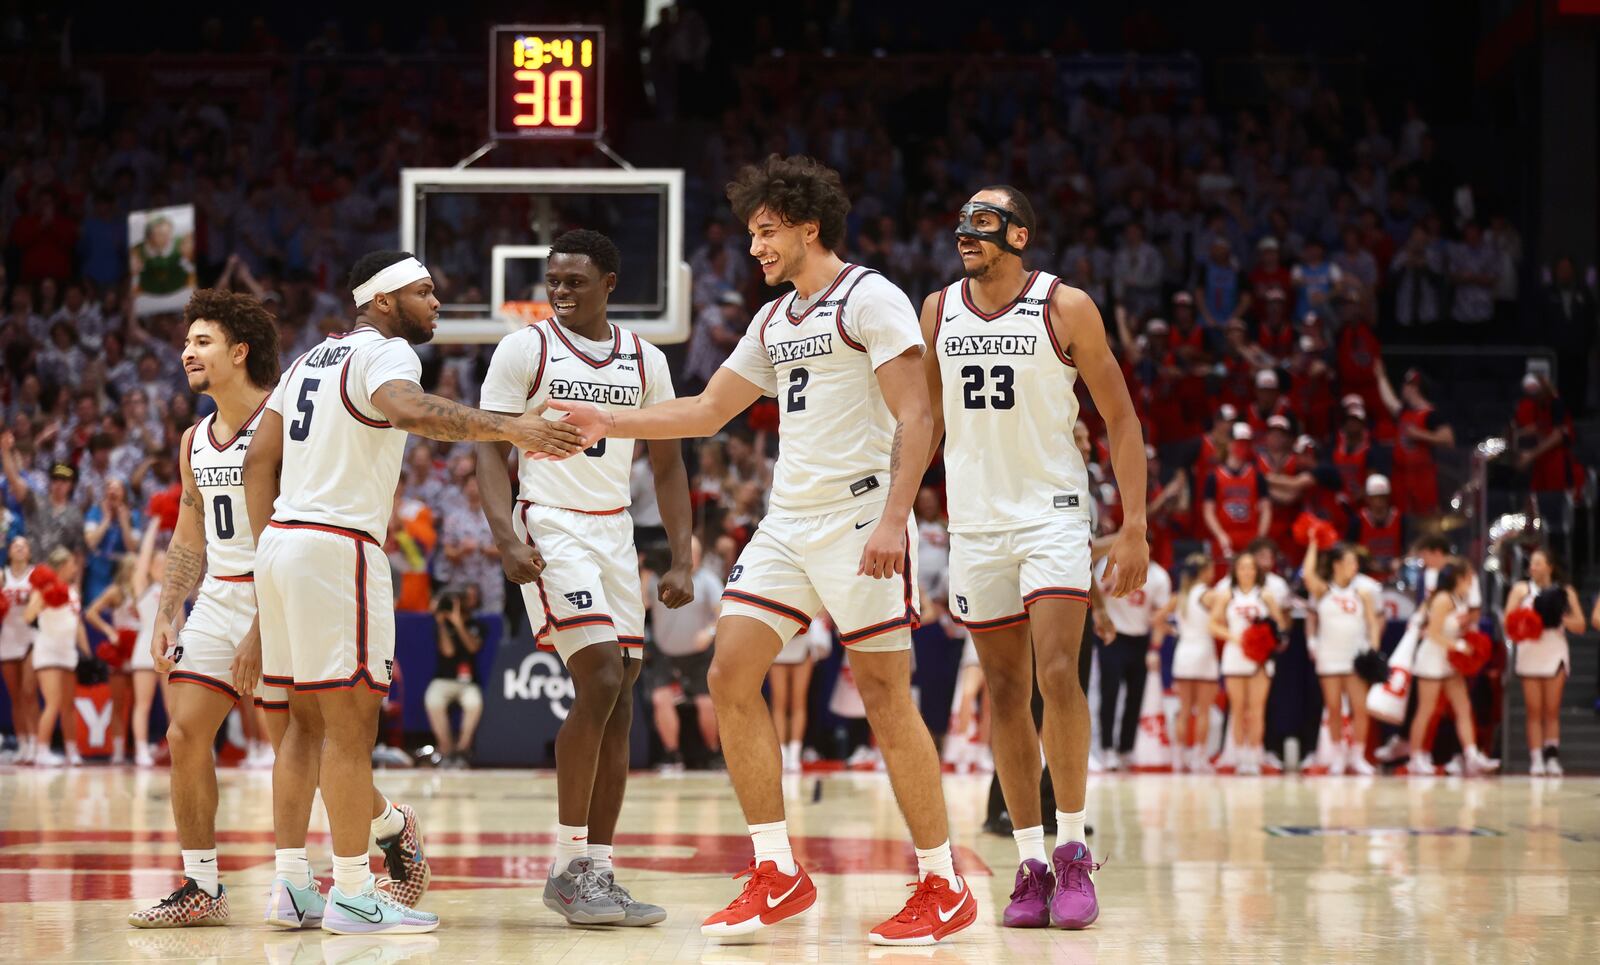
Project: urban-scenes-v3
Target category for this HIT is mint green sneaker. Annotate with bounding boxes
[265,875,326,929]
[322,880,440,935]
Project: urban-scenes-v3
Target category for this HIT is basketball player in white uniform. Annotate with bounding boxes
[478,230,691,926]
[0,536,40,763]
[1302,541,1381,775]
[550,156,976,946]
[922,187,1148,930]
[242,252,578,935]
[126,291,423,928]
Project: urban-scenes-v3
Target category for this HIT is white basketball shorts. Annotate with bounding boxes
[513,501,644,664]
[948,517,1092,633]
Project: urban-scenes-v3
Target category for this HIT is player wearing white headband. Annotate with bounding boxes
[242,250,584,935]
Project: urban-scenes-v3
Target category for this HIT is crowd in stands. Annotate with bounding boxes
[0,10,1595,774]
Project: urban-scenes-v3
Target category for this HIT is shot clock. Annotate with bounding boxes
[490,25,604,139]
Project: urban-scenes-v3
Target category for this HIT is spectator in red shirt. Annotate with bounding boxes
[1287,334,1336,439]
[1245,369,1292,434]
[1144,444,1191,570]
[1194,403,1239,486]
[1336,310,1385,434]
[1203,422,1271,560]
[1258,415,1311,553]
[1168,291,1207,361]
[1375,364,1454,516]
[1257,288,1295,361]
[1219,321,1271,408]
[1331,395,1373,504]
[9,193,79,284]
[1351,474,1403,575]
[1513,373,1578,495]
[1247,237,1293,322]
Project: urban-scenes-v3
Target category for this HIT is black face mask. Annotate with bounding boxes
[954,202,1028,257]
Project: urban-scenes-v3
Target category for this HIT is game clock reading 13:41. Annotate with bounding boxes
[490,25,604,139]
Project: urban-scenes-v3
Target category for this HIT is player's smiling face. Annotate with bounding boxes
[747,207,809,287]
[8,535,28,567]
[182,319,243,395]
[546,252,614,328]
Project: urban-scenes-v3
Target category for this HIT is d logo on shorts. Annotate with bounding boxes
[955,595,968,615]
[727,565,743,583]
[564,591,594,610]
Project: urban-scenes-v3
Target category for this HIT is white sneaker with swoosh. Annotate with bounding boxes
[321,880,439,935]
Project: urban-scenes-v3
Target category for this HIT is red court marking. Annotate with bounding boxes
[0,831,988,903]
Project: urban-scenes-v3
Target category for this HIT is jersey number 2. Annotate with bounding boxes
[786,367,810,412]
[288,378,320,441]
[961,365,1015,410]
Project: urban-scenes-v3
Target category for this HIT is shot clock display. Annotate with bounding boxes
[490,25,603,139]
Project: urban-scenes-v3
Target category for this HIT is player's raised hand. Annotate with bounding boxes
[858,519,906,580]
[500,538,545,584]
[1102,526,1150,598]
[658,564,695,609]
[506,402,585,459]
[543,399,613,450]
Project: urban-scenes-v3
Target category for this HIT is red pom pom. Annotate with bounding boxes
[1312,520,1340,550]
[116,628,139,664]
[41,582,70,608]
[1505,609,1543,644]
[28,565,58,590]
[95,640,119,664]
[1241,621,1277,664]
[1448,629,1493,676]
[1292,513,1340,550]
[0,593,9,621]
[1292,512,1317,548]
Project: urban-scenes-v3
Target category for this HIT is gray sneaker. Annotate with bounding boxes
[596,870,666,926]
[543,857,624,925]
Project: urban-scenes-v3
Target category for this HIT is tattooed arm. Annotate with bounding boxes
[859,347,934,579]
[371,380,583,455]
[152,427,209,672]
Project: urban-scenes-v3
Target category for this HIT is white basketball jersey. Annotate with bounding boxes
[1225,585,1267,640]
[722,264,924,516]
[480,319,674,513]
[1315,583,1368,649]
[934,270,1090,533]
[268,327,422,543]
[188,397,269,578]
[1177,582,1213,645]
[1,565,36,648]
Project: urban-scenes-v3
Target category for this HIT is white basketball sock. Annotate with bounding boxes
[749,820,796,875]
[275,848,312,887]
[331,853,372,896]
[589,843,614,874]
[371,799,405,841]
[552,824,588,877]
[915,840,961,891]
[1013,825,1048,866]
[183,848,219,897]
[1056,809,1087,849]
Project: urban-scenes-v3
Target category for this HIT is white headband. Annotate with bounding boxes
[352,257,430,307]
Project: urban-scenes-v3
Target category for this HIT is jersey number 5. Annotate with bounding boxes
[288,379,320,442]
[961,365,1015,410]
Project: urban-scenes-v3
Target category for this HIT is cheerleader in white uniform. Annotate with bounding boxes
[1169,553,1219,772]
[24,547,90,767]
[1,536,41,762]
[1504,548,1585,775]
[1408,559,1497,775]
[1209,552,1287,775]
[85,557,141,764]
[1303,541,1382,775]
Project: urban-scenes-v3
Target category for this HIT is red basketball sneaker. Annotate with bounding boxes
[868,874,977,946]
[700,860,817,937]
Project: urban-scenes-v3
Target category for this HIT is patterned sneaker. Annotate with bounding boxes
[1002,859,1053,928]
[597,870,667,926]
[322,880,440,935]
[128,879,230,928]
[374,803,430,908]
[1049,843,1101,929]
[700,860,817,937]
[265,874,327,929]
[868,874,977,946]
[544,857,625,925]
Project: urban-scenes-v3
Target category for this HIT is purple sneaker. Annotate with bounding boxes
[1002,859,1053,927]
[1049,843,1102,929]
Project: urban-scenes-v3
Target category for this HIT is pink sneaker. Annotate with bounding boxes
[1049,843,1102,929]
[1002,859,1052,928]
